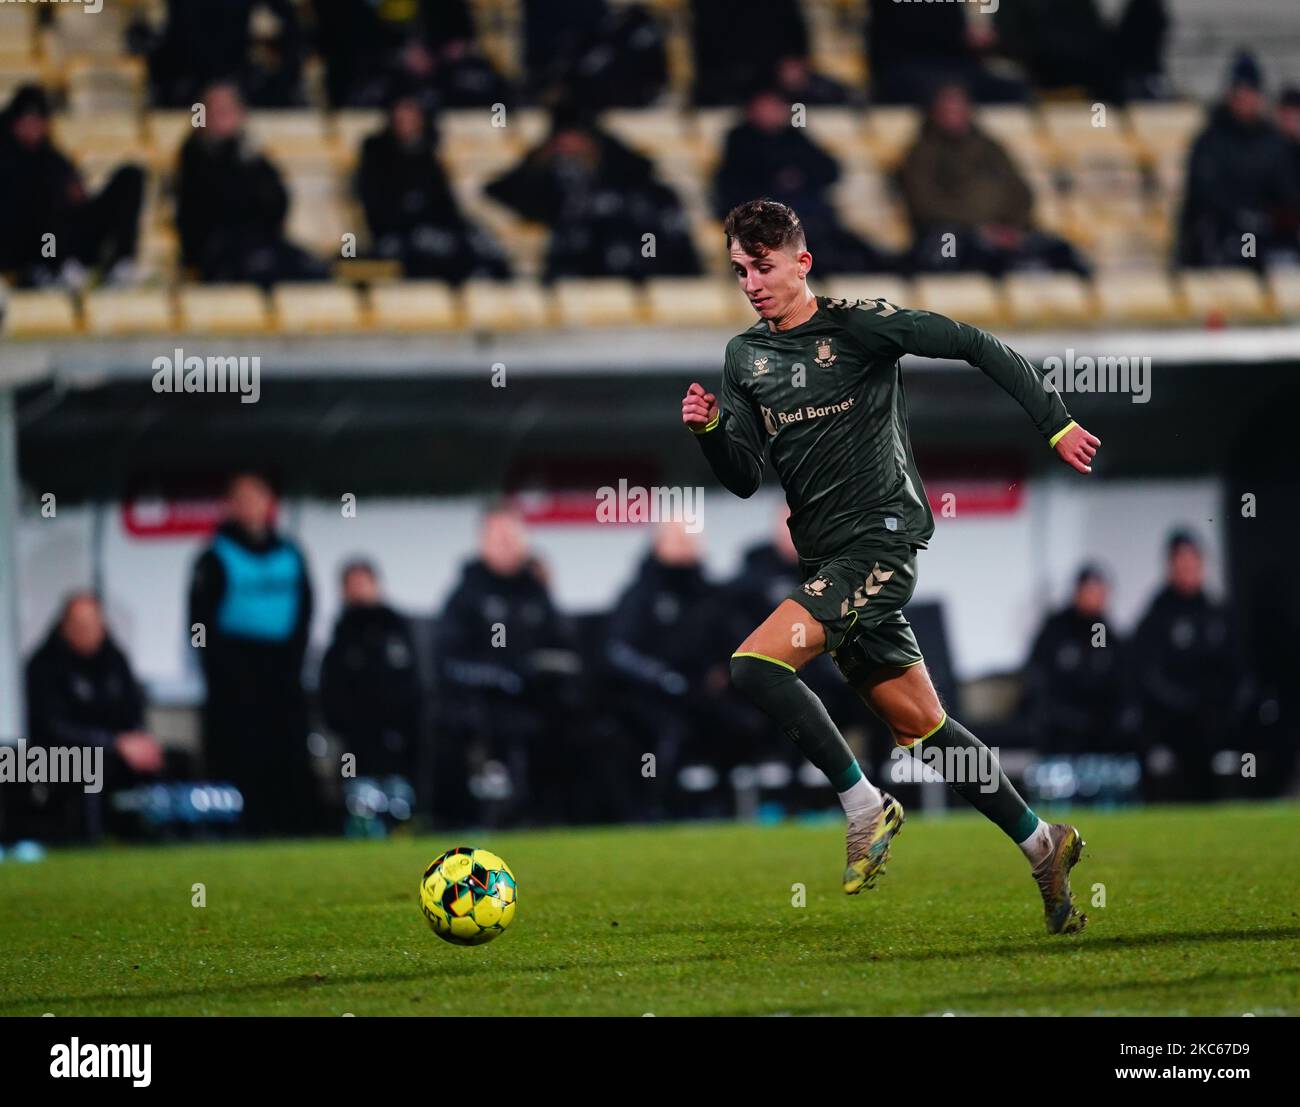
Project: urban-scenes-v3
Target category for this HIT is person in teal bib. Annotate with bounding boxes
[189,471,317,835]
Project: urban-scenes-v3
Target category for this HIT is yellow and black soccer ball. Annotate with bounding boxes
[419,846,517,946]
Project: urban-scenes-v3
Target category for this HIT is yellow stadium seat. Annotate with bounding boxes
[817,275,915,309]
[1,290,78,338]
[177,285,271,334]
[688,107,741,167]
[1003,273,1095,327]
[1177,268,1272,324]
[84,288,175,335]
[331,109,385,165]
[1127,101,1206,161]
[368,281,460,331]
[600,108,689,158]
[1093,269,1184,325]
[146,110,198,166]
[245,110,331,156]
[801,105,870,162]
[1266,267,1300,320]
[64,56,145,114]
[913,274,1004,326]
[1040,102,1138,166]
[864,107,920,169]
[52,111,145,154]
[554,278,640,327]
[463,278,551,330]
[272,282,364,333]
[645,277,753,327]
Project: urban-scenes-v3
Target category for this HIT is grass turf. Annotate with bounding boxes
[0,801,1297,1016]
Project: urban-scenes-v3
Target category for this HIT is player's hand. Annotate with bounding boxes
[1054,423,1100,474]
[682,382,718,432]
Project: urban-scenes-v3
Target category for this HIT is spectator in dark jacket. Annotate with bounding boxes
[0,85,144,288]
[690,0,808,107]
[1019,565,1136,755]
[865,0,1026,106]
[897,83,1089,277]
[357,93,510,282]
[189,472,317,834]
[523,0,668,108]
[313,0,512,110]
[715,88,896,274]
[1177,53,1300,268]
[485,101,700,282]
[177,81,328,286]
[24,593,164,843]
[1132,531,1251,801]
[146,0,304,107]
[435,505,579,827]
[320,561,422,781]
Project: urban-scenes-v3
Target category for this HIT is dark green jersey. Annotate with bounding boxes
[692,295,1076,561]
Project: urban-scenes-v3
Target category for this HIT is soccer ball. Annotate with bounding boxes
[419,846,518,946]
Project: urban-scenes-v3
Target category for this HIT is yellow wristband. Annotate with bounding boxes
[689,412,720,435]
[1048,420,1077,448]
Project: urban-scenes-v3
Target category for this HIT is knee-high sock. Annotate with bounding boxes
[730,652,864,792]
[900,712,1040,843]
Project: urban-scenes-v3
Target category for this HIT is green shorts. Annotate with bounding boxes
[789,538,925,685]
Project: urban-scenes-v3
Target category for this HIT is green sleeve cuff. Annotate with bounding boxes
[689,412,720,435]
[1048,420,1077,448]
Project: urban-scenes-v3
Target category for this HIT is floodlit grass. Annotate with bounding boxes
[1,802,1296,1015]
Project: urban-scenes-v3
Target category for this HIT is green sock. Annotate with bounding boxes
[730,652,863,791]
[900,713,1039,843]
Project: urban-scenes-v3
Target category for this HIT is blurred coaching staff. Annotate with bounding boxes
[188,472,317,834]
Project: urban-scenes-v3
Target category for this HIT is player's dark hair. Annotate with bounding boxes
[340,558,378,585]
[724,198,806,258]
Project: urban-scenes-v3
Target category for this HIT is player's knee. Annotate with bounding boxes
[729,653,792,702]
[891,705,946,748]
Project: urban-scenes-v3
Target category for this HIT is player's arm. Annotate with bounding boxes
[682,342,766,497]
[860,303,1100,474]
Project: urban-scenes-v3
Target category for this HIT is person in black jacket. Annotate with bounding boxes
[1132,531,1251,801]
[1019,565,1136,755]
[357,93,510,282]
[145,0,305,108]
[176,81,328,286]
[188,472,317,834]
[320,560,422,781]
[1177,53,1300,268]
[0,85,144,288]
[714,88,897,275]
[23,593,164,843]
[485,100,700,282]
[435,505,579,827]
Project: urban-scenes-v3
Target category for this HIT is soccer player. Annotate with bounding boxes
[681,199,1101,934]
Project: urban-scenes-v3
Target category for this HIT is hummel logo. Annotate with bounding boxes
[753,356,769,376]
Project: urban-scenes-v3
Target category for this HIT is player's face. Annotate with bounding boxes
[227,476,275,533]
[1169,545,1204,595]
[729,242,811,320]
[62,597,106,657]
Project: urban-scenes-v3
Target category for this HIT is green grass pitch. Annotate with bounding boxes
[1,801,1297,1016]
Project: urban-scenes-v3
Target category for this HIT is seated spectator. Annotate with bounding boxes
[320,560,422,782]
[772,55,856,109]
[897,83,1090,277]
[604,522,727,818]
[1133,531,1251,801]
[1019,565,1136,755]
[189,472,318,835]
[523,0,668,109]
[143,0,304,108]
[485,101,700,282]
[690,0,811,107]
[24,593,164,843]
[357,92,510,282]
[435,505,579,827]
[176,82,329,286]
[994,0,1168,103]
[865,0,1026,106]
[0,85,144,289]
[715,88,897,275]
[1277,87,1300,259]
[313,0,512,110]
[1177,54,1300,269]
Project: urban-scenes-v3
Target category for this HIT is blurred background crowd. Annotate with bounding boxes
[1,0,1299,301]
[8,473,1284,845]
